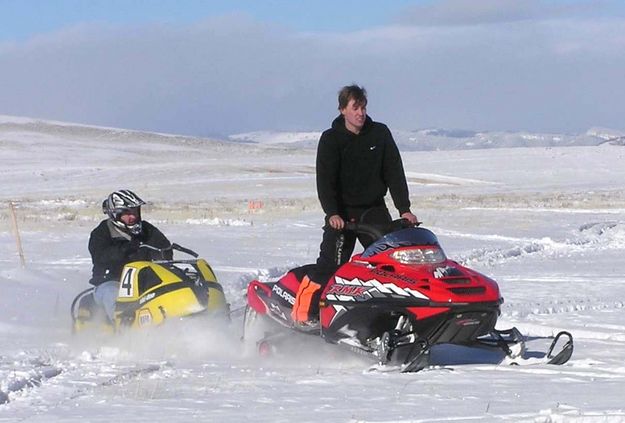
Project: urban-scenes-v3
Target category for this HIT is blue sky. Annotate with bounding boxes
[1,0,624,136]
[0,0,421,40]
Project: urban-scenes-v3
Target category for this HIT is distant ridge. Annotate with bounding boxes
[0,114,224,146]
[2,114,623,151]
[227,126,624,151]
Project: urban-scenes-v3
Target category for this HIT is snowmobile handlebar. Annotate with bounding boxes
[138,242,199,258]
[171,243,199,258]
[343,218,419,240]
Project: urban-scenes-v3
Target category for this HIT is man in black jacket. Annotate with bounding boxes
[89,190,172,321]
[292,85,418,324]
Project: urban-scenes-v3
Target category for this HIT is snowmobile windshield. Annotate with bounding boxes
[361,227,442,258]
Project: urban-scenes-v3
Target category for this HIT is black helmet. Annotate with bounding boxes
[102,190,146,235]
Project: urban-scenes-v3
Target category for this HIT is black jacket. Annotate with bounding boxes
[88,219,172,286]
[316,115,411,217]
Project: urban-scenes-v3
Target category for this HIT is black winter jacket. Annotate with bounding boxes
[316,115,412,217]
[88,219,172,286]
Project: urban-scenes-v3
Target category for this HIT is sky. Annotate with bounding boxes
[1,0,625,137]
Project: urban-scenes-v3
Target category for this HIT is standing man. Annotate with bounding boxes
[292,84,418,324]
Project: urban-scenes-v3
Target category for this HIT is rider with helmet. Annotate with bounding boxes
[88,189,172,321]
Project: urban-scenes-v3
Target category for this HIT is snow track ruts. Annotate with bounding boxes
[0,349,167,407]
[0,353,62,405]
[456,221,625,267]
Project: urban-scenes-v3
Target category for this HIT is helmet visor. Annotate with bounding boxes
[114,206,141,222]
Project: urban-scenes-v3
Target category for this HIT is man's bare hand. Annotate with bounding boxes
[401,212,419,225]
[328,214,345,230]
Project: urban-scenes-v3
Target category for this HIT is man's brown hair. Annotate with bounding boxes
[338,85,367,110]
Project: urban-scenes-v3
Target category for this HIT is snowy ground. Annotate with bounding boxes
[1,118,625,421]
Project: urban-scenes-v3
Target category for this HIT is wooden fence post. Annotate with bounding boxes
[9,201,26,268]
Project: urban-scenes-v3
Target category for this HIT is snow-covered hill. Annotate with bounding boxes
[0,114,224,146]
[228,125,624,150]
[4,114,623,152]
[392,127,611,150]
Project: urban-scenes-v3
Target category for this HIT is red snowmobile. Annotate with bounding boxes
[243,221,573,372]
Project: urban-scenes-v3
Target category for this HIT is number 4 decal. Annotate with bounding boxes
[119,268,136,298]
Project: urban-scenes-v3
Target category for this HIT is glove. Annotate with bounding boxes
[126,237,141,254]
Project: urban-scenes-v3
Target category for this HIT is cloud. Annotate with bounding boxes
[1,10,625,135]
[394,0,618,27]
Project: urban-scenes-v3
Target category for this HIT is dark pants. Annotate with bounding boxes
[311,205,392,286]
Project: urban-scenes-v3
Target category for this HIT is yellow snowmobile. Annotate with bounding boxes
[71,243,229,333]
